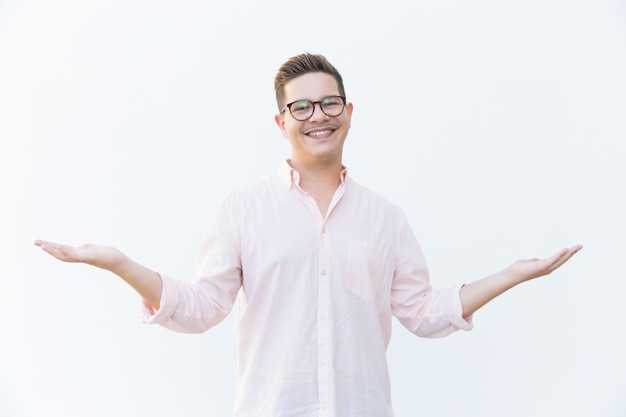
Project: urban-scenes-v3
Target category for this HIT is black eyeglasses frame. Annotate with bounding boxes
[280,95,347,121]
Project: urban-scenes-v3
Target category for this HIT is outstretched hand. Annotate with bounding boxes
[34,239,163,307]
[460,244,583,318]
[34,240,126,272]
[507,244,583,285]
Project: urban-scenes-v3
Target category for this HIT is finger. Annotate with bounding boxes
[39,242,63,256]
[555,245,583,264]
[39,242,78,262]
[569,244,584,254]
[543,246,582,273]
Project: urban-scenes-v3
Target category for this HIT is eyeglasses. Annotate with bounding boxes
[280,95,347,121]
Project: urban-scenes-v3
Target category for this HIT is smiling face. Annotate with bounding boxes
[275,72,353,169]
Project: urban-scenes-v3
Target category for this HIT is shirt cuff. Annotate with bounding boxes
[141,273,179,324]
[452,284,474,331]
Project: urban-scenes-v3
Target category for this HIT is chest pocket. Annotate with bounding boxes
[345,240,388,300]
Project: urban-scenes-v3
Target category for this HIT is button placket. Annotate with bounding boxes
[317,221,331,415]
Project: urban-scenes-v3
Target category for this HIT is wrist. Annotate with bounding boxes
[106,248,130,275]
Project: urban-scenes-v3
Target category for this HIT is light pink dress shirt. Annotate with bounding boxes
[143,161,473,417]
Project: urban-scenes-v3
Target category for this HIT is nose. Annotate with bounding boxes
[308,103,328,122]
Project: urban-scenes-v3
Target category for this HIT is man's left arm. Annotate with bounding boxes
[459,244,583,319]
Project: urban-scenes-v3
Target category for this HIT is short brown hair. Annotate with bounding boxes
[274,53,346,111]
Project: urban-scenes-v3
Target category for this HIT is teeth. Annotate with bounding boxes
[308,130,332,137]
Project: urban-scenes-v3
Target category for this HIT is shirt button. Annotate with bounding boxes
[321,358,327,365]
[321,269,327,276]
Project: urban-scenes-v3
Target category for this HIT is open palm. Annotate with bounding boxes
[34,240,125,271]
[507,244,583,284]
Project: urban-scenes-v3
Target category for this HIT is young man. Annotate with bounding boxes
[35,53,582,416]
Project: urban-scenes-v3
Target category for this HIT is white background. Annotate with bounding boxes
[1,1,625,416]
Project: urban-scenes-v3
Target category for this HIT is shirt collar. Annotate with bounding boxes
[277,160,348,189]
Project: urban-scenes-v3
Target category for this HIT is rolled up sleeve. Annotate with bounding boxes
[140,197,243,334]
[391,214,474,337]
[141,273,179,325]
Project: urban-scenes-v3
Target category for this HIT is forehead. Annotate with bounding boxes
[283,72,340,102]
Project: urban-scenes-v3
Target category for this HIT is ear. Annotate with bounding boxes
[345,101,354,127]
[274,113,288,138]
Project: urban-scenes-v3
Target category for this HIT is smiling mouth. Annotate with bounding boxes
[307,129,334,137]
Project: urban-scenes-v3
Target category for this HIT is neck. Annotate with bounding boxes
[289,159,344,218]
[289,158,343,191]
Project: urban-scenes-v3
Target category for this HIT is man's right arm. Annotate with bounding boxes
[34,240,163,309]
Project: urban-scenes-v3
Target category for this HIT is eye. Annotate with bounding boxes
[322,97,343,108]
[291,100,312,112]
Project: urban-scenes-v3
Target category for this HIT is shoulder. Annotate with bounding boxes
[344,177,411,232]
[346,177,403,213]
[218,173,283,209]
